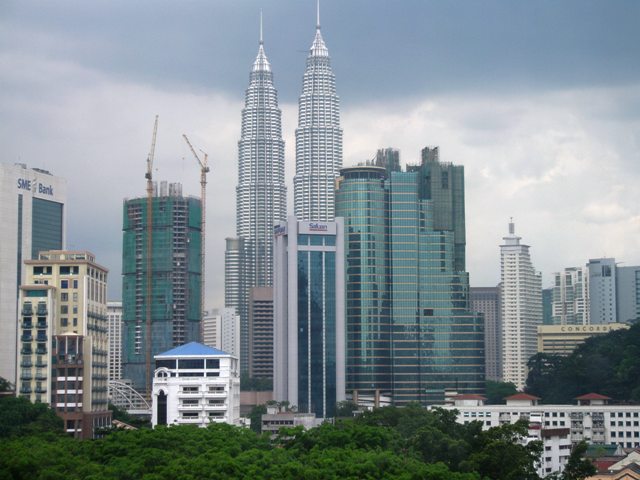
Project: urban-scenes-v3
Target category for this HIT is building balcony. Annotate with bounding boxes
[178,404,202,411]
[19,387,32,394]
[36,320,47,329]
[21,307,33,316]
[20,360,33,368]
[204,391,227,399]
[36,334,48,342]
[35,347,47,355]
[36,360,47,368]
[22,321,33,329]
[178,391,203,398]
[178,417,202,424]
[20,373,33,380]
[35,387,47,394]
[35,373,47,381]
[21,334,33,342]
[21,348,33,355]
[36,307,48,316]
[205,403,227,411]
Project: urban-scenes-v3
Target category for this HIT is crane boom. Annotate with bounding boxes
[182,134,209,337]
[145,115,158,398]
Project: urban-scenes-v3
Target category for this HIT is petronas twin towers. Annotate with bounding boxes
[227,7,342,372]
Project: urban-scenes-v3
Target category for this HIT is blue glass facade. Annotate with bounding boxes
[336,151,484,406]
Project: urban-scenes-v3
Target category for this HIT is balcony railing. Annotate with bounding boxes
[36,334,48,342]
[21,334,33,342]
[19,387,32,394]
[35,347,47,355]
[21,307,33,316]
[35,387,47,394]
[21,348,33,355]
[36,306,48,315]
[20,373,33,380]
[22,321,33,329]
[36,321,47,329]
[20,360,33,368]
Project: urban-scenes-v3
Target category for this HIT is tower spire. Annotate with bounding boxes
[316,0,320,29]
[259,9,263,45]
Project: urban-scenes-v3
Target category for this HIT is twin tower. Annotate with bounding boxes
[228,10,342,370]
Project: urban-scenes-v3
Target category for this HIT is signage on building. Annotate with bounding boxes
[17,178,54,196]
[299,221,336,235]
[274,224,287,237]
[560,325,614,333]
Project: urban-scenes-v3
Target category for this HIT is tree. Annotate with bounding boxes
[0,396,63,438]
[0,377,13,393]
[335,400,358,417]
[485,380,518,404]
[249,404,267,433]
[561,441,596,480]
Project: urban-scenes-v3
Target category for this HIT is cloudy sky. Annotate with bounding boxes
[2,0,639,307]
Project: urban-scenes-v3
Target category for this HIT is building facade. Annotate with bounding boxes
[107,301,123,382]
[151,342,240,427]
[552,266,590,325]
[248,287,274,381]
[616,266,640,324]
[500,221,542,389]
[588,258,617,325]
[16,250,111,438]
[537,323,630,356]
[273,217,345,418]
[293,13,343,222]
[335,149,484,407]
[470,287,502,381]
[121,182,202,394]
[202,307,240,362]
[0,163,67,384]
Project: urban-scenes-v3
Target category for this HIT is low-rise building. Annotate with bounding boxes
[151,342,240,428]
[261,408,318,435]
[537,323,630,356]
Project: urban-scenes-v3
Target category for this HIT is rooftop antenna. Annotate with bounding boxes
[316,0,321,29]
[259,9,263,45]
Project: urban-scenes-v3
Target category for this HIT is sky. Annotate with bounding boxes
[1,0,639,307]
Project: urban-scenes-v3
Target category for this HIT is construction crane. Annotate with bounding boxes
[182,134,209,334]
[145,115,158,398]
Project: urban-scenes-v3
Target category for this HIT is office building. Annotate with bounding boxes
[335,148,484,406]
[588,258,617,325]
[293,9,343,221]
[537,323,630,356]
[273,217,345,418]
[616,265,640,324]
[0,163,67,384]
[552,266,590,325]
[500,221,542,389]
[16,250,111,438]
[107,301,123,382]
[202,308,240,361]
[151,342,240,427]
[121,182,202,394]
[543,288,553,325]
[248,287,274,381]
[470,287,501,381]
[229,23,286,374]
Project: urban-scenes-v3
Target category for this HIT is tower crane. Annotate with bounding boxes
[182,134,209,334]
[145,115,158,397]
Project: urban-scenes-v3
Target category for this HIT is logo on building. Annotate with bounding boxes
[308,222,328,232]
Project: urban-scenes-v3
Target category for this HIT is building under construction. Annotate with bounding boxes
[121,181,202,394]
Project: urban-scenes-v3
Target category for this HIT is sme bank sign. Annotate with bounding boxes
[299,222,336,235]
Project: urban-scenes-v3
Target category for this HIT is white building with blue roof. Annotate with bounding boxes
[151,342,240,427]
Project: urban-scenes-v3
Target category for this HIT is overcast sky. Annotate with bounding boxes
[2,0,639,307]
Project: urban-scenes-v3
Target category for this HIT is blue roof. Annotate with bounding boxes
[155,342,229,358]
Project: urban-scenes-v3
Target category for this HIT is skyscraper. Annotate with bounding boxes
[273,217,345,418]
[293,6,342,222]
[0,163,67,384]
[470,287,502,381]
[335,148,485,406]
[107,301,123,382]
[587,258,617,324]
[500,221,542,389]
[230,19,286,372]
[551,266,589,325]
[121,182,202,394]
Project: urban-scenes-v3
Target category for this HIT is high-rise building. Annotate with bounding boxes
[16,250,111,438]
[121,182,202,394]
[587,258,617,325]
[617,266,640,324]
[551,267,589,325]
[500,221,542,389]
[335,149,484,406]
[542,288,553,325]
[229,21,286,374]
[293,9,342,222]
[248,287,274,381]
[0,163,67,384]
[107,301,123,382]
[470,287,501,381]
[273,217,345,418]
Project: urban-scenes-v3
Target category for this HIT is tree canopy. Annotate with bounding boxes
[0,395,63,439]
[526,322,640,403]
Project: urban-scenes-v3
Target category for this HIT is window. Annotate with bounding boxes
[179,359,204,369]
[73,280,78,288]
[61,280,68,289]
[61,318,68,327]
[61,293,68,301]
[60,305,68,314]
[181,412,198,418]
[182,386,199,393]
[206,359,220,369]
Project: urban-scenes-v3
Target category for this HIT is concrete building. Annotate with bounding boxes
[500,221,542,389]
[121,182,202,395]
[273,217,345,418]
[151,342,240,427]
[261,410,318,435]
[441,392,640,451]
[107,301,123,382]
[335,152,484,406]
[471,287,501,381]
[537,323,630,356]
[617,265,640,324]
[0,163,67,384]
[248,287,274,381]
[588,258,617,325]
[230,22,286,374]
[293,10,343,222]
[202,308,240,363]
[16,250,111,438]
[552,266,590,325]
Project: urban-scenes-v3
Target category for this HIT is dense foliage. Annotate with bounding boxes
[485,380,518,404]
[526,322,640,403]
[0,395,63,438]
[0,405,550,480]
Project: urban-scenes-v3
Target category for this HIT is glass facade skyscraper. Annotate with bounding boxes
[335,148,484,406]
[273,217,345,418]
